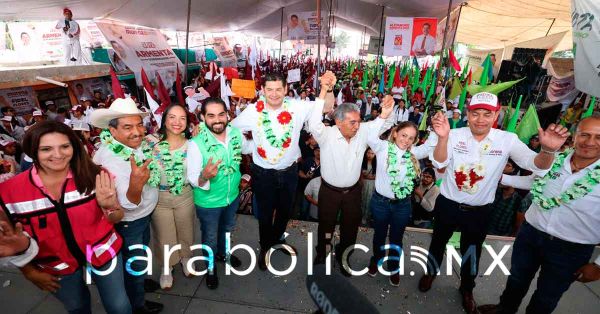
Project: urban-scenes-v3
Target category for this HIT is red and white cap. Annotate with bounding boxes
[467,92,499,111]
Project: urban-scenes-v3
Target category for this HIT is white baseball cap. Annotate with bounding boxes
[45,100,55,106]
[0,116,12,122]
[467,92,499,112]
[241,174,251,182]
[32,110,43,116]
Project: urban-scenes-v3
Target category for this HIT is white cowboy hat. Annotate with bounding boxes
[90,98,149,129]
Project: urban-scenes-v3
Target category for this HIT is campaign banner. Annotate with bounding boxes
[212,36,238,68]
[571,0,600,97]
[384,17,437,57]
[94,19,184,87]
[287,69,301,83]
[287,11,327,44]
[7,21,64,62]
[435,8,460,52]
[383,18,413,57]
[0,87,37,115]
[72,78,111,101]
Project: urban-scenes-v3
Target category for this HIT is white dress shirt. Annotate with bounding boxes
[310,116,390,188]
[231,98,324,170]
[304,176,321,220]
[93,143,159,222]
[411,34,436,56]
[524,152,600,266]
[501,174,536,190]
[431,127,546,206]
[369,135,437,199]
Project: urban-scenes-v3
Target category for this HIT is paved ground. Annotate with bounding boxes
[1,214,599,313]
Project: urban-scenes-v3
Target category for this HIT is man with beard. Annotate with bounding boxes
[91,98,163,314]
[187,98,243,290]
[231,71,336,270]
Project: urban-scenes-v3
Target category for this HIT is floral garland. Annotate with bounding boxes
[154,141,186,195]
[99,129,161,187]
[387,142,417,199]
[531,149,600,210]
[454,141,491,194]
[198,124,242,176]
[255,97,294,164]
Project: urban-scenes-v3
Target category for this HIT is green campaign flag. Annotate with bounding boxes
[419,107,429,131]
[460,58,470,81]
[516,105,541,143]
[361,68,370,90]
[466,78,524,96]
[347,61,356,74]
[411,67,421,92]
[506,95,523,133]
[403,87,408,105]
[480,54,491,87]
[502,99,514,129]
[458,81,468,113]
[448,77,463,101]
[387,63,397,89]
[581,96,597,119]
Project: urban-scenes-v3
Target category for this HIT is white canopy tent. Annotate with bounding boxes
[0,0,573,51]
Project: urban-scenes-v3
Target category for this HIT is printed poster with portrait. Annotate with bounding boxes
[95,19,183,87]
[383,17,437,57]
[287,11,327,44]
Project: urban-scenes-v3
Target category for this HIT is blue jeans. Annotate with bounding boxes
[196,197,240,269]
[53,253,131,314]
[498,222,595,314]
[114,215,151,309]
[370,191,412,272]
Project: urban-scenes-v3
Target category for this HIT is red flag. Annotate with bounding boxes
[393,67,402,87]
[141,68,156,101]
[155,72,171,114]
[244,60,253,80]
[467,69,472,85]
[401,74,409,87]
[449,49,461,72]
[255,62,262,90]
[176,66,185,106]
[223,67,239,79]
[110,67,125,99]
[384,67,389,85]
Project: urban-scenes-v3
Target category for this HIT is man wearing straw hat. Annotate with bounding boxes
[90,98,163,314]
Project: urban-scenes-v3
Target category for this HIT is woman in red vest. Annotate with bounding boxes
[0,121,131,314]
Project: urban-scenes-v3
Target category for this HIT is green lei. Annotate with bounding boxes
[154,141,186,195]
[531,149,600,210]
[387,142,417,199]
[99,129,161,187]
[198,123,242,175]
[257,97,293,149]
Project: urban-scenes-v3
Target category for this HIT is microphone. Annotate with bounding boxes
[65,19,70,28]
[306,264,380,314]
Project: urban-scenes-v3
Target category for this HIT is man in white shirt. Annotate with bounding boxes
[309,95,394,276]
[184,86,208,114]
[411,23,436,56]
[479,116,600,314]
[304,176,321,221]
[420,92,569,314]
[288,14,308,40]
[55,8,83,65]
[90,98,163,314]
[231,71,336,270]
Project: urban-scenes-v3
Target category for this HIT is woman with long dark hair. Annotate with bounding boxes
[152,104,196,290]
[360,147,377,225]
[365,121,438,287]
[0,120,129,313]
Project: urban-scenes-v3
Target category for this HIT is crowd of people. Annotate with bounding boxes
[0,56,598,314]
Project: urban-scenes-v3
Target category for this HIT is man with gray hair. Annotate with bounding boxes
[91,98,163,314]
[309,95,395,276]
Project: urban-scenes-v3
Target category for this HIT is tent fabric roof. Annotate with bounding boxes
[1,0,572,50]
